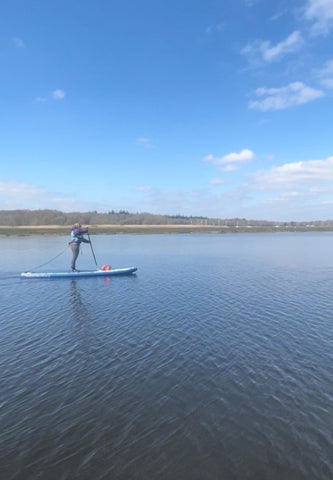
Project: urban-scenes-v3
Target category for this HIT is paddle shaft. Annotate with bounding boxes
[87,232,97,266]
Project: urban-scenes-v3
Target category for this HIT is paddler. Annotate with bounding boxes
[69,223,90,272]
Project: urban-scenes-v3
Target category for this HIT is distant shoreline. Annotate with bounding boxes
[1,224,333,236]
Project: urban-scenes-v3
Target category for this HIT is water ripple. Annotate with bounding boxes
[1,234,333,479]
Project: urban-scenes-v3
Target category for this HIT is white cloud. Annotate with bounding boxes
[11,37,25,48]
[222,165,240,172]
[304,0,333,35]
[52,89,66,100]
[35,89,67,102]
[0,180,45,197]
[310,185,333,193]
[261,31,304,62]
[209,178,230,185]
[251,156,333,189]
[321,78,333,88]
[241,31,304,64]
[135,185,153,192]
[317,59,333,88]
[204,149,255,166]
[262,191,304,208]
[0,179,103,211]
[270,10,288,21]
[206,23,224,34]
[248,81,324,111]
[136,137,153,148]
[0,180,48,208]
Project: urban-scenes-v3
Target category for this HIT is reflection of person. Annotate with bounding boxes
[69,223,90,272]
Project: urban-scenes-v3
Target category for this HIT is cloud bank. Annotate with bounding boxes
[251,156,333,188]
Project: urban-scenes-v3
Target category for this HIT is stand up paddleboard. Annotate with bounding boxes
[21,267,137,279]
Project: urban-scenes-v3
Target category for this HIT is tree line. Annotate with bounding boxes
[0,209,333,228]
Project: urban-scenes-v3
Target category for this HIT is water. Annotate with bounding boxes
[1,233,333,479]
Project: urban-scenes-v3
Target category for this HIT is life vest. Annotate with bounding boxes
[70,230,84,243]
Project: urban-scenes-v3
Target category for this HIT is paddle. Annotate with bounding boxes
[87,231,98,266]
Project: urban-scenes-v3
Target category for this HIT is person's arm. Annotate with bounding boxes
[73,227,89,236]
[79,227,90,242]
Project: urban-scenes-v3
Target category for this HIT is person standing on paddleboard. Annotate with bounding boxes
[69,223,90,272]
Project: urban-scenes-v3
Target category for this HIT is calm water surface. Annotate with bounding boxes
[1,233,333,479]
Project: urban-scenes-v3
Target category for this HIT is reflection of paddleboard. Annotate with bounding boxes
[21,267,137,279]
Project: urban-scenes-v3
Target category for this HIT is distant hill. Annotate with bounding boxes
[0,209,332,228]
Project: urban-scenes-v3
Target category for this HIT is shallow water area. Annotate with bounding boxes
[1,233,333,479]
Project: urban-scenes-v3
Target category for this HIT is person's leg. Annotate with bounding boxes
[71,244,80,270]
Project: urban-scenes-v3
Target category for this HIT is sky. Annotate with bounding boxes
[1,0,333,221]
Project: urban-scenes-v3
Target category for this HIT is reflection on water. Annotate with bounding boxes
[69,279,83,307]
[1,233,333,479]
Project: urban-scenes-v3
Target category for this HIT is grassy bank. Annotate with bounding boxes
[1,225,333,236]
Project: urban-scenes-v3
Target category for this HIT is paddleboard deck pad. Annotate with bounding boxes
[21,267,137,279]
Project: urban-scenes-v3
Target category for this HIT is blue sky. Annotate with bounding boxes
[1,0,333,221]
